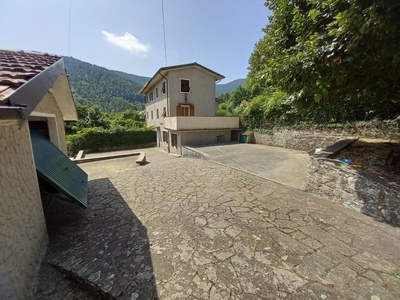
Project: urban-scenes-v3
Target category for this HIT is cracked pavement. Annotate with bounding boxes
[35,150,400,299]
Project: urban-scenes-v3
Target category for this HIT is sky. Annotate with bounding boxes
[0,0,270,83]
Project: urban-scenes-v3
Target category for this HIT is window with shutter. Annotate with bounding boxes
[180,79,190,93]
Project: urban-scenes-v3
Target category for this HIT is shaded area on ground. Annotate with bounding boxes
[34,178,157,299]
[190,143,309,190]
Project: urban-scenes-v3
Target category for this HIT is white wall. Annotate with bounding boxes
[164,116,239,131]
[168,68,216,117]
[33,91,68,154]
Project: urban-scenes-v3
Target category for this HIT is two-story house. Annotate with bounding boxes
[139,63,239,154]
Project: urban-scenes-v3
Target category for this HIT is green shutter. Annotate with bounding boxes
[30,127,88,208]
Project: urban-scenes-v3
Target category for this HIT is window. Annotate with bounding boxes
[180,79,190,93]
[146,112,149,119]
[150,91,154,101]
[156,87,159,98]
[161,81,166,94]
[163,107,166,118]
[163,131,168,143]
[151,111,153,119]
[171,134,177,147]
[177,105,194,116]
[156,109,159,119]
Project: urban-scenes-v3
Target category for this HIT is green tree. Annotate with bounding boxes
[249,0,400,121]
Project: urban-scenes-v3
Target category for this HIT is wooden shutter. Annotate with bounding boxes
[190,106,194,116]
[177,106,182,116]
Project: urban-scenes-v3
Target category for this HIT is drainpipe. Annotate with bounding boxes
[158,71,170,153]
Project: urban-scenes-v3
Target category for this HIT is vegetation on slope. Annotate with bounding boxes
[66,105,155,155]
[63,57,145,113]
[219,0,400,129]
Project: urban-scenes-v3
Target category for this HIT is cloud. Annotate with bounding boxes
[101,30,149,55]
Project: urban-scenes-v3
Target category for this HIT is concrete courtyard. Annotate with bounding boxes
[34,148,400,299]
[189,143,309,190]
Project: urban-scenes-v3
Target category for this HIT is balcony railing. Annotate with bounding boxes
[164,116,239,131]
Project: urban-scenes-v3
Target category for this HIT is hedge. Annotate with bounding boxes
[67,126,156,155]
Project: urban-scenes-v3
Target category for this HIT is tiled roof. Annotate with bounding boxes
[0,49,61,105]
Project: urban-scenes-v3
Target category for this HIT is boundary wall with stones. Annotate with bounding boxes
[253,124,399,152]
[306,140,400,226]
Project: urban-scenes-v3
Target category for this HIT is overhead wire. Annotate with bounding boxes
[161,0,168,66]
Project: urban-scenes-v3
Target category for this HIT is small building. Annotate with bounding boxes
[139,63,239,154]
[0,49,87,299]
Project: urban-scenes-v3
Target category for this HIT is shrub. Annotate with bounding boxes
[67,127,156,155]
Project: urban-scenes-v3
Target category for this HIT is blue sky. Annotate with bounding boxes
[0,0,270,83]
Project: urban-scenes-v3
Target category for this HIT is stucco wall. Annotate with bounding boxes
[33,91,68,154]
[168,68,216,117]
[145,93,167,128]
[0,123,48,299]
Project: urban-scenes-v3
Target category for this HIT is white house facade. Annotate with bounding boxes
[139,63,240,154]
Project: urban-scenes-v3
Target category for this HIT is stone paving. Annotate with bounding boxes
[34,151,400,299]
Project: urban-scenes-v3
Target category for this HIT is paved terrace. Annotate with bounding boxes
[34,148,400,299]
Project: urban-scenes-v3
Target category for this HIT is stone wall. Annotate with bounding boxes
[306,156,400,226]
[181,146,206,159]
[0,123,48,299]
[254,124,400,152]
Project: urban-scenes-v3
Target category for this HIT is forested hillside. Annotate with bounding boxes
[216,79,245,96]
[63,57,145,112]
[112,70,150,87]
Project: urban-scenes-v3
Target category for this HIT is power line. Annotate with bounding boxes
[68,0,72,55]
[161,0,168,66]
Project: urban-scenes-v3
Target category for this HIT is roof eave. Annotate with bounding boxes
[139,62,225,94]
[4,58,64,125]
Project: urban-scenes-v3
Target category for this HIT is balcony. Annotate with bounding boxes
[164,116,240,131]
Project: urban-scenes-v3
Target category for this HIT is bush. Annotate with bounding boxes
[67,127,156,155]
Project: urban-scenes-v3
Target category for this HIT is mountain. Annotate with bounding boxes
[112,70,150,87]
[216,79,245,96]
[63,56,145,112]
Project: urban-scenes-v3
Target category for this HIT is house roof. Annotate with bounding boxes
[139,62,225,94]
[0,49,61,104]
[0,49,77,122]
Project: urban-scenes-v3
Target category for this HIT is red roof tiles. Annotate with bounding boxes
[0,49,61,105]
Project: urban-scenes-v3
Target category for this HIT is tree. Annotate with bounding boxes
[248,0,400,121]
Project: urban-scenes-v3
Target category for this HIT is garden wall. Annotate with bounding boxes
[307,156,400,226]
[253,124,400,152]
